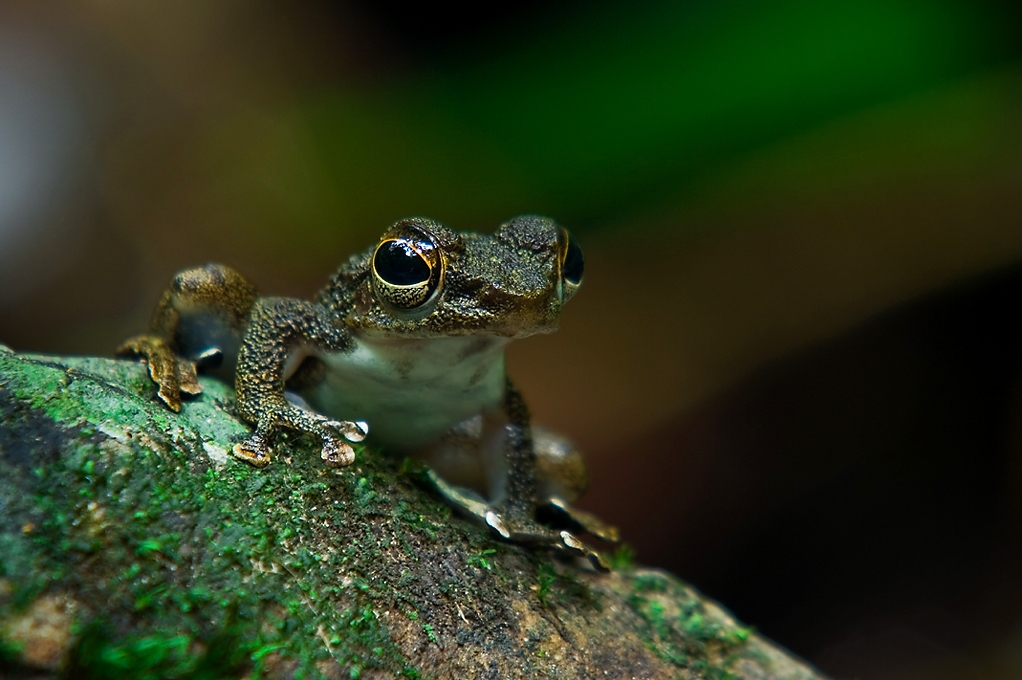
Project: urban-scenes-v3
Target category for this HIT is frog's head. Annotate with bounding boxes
[353,215,583,338]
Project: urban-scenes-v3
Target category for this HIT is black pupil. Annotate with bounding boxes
[563,235,584,284]
[375,240,431,285]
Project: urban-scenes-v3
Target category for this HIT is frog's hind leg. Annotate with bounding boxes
[117,264,257,411]
[424,465,609,570]
[421,380,614,571]
[532,428,620,544]
[535,498,621,545]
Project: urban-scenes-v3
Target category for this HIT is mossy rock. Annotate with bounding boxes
[0,346,826,679]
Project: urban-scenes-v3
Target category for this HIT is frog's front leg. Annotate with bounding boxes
[117,264,257,411]
[232,298,367,468]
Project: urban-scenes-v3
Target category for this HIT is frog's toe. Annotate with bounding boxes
[232,433,272,467]
[326,419,368,443]
[557,532,611,572]
[117,334,204,411]
[544,530,608,571]
[176,359,202,396]
[423,468,493,526]
[508,519,605,568]
[495,510,611,571]
[484,510,512,539]
[539,497,621,544]
[305,417,363,465]
[419,468,612,569]
[194,347,224,369]
[320,436,356,467]
[154,382,183,413]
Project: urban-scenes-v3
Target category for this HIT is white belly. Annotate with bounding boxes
[300,335,510,452]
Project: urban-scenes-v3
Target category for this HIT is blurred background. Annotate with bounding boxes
[1,1,1021,677]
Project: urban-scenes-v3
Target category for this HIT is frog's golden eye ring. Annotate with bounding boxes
[372,238,440,309]
[560,230,584,301]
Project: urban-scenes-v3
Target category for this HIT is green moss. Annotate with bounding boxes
[626,571,750,676]
[421,623,437,646]
[1,351,815,680]
[0,354,425,678]
[0,635,24,664]
[534,560,602,611]
[608,543,637,570]
[535,562,556,607]
[466,548,497,570]
[65,619,249,680]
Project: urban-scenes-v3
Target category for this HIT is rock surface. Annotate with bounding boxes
[0,347,826,679]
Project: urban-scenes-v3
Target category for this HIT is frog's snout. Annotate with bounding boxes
[473,282,561,337]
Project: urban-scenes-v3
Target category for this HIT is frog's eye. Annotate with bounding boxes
[560,231,584,301]
[372,238,439,309]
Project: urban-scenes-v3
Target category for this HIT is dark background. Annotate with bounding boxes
[1,2,1022,677]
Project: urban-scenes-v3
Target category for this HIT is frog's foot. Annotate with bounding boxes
[497,510,611,572]
[423,469,610,572]
[232,405,367,468]
[117,334,201,412]
[536,496,621,544]
[232,428,274,467]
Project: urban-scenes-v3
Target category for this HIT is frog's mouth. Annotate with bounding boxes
[355,316,561,340]
[482,320,560,339]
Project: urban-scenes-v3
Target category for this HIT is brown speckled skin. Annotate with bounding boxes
[119,215,613,567]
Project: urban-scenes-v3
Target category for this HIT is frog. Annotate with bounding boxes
[118,215,618,569]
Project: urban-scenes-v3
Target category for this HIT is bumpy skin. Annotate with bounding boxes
[118,216,616,568]
[232,298,365,467]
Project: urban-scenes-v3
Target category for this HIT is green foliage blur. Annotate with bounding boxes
[300,0,1016,227]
